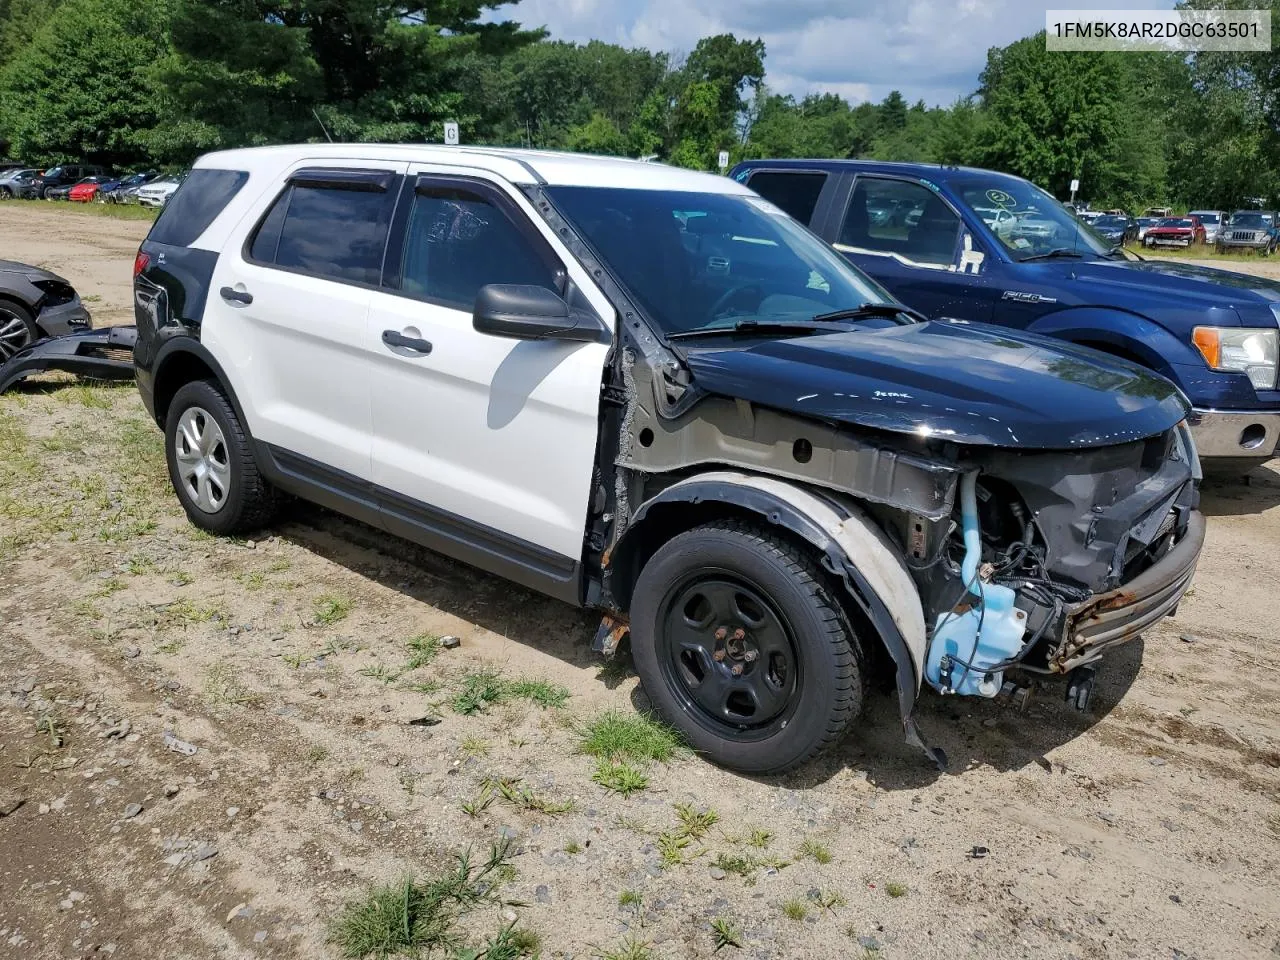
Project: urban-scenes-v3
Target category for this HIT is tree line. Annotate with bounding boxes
[1,0,1278,210]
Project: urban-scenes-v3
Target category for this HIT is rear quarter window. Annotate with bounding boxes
[745,171,827,225]
[148,169,249,247]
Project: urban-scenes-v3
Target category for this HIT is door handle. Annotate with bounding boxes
[219,286,253,305]
[382,329,433,354]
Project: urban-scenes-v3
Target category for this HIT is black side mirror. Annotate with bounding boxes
[473,284,602,342]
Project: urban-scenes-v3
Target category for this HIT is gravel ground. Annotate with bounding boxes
[1,205,1278,960]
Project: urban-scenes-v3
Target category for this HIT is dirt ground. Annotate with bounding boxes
[1,204,1278,960]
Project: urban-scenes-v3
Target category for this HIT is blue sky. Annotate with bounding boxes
[492,0,1177,106]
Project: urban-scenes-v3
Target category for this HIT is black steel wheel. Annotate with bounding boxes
[630,520,863,775]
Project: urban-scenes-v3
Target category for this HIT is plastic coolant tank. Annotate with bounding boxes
[924,581,1028,698]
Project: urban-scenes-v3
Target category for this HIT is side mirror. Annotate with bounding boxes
[472,284,602,342]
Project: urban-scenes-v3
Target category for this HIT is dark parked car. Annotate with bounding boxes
[25,163,108,199]
[1090,214,1137,246]
[1217,211,1279,254]
[731,159,1280,468]
[99,170,158,203]
[0,259,91,361]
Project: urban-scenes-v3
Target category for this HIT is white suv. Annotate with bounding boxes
[130,144,1203,774]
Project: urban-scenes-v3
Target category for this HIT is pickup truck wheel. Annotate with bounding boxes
[629,521,862,775]
[164,380,277,535]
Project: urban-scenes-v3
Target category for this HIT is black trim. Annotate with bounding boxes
[288,167,394,192]
[255,442,583,606]
[0,326,137,394]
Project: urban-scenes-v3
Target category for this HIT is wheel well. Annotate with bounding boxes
[152,351,218,425]
[608,498,890,685]
[1076,339,1149,368]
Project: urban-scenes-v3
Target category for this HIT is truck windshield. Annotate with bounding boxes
[545,186,898,337]
[952,176,1111,260]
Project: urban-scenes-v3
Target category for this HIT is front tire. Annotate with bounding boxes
[0,299,38,362]
[164,380,276,535]
[629,521,863,775]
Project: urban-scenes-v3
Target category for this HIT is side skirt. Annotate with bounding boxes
[254,442,584,606]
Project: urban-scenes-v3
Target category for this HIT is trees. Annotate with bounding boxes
[0,0,169,166]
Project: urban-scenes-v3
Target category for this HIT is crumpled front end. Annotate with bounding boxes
[889,421,1203,701]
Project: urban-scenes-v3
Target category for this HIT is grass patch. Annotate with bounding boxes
[358,665,400,685]
[579,710,684,764]
[656,829,698,868]
[328,840,519,958]
[313,593,353,626]
[674,802,718,839]
[451,668,570,715]
[459,735,490,759]
[483,776,575,815]
[808,888,847,912]
[591,759,649,797]
[781,899,808,921]
[563,841,583,855]
[595,934,655,960]
[747,828,773,849]
[884,881,908,898]
[799,837,832,865]
[710,917,743,951]
[402,633,441,671]
[203,662,260,707]
[618,889,643,910]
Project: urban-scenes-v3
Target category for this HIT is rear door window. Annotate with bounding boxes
[149,169,249,247]
[248,175,397,286]
[745,171,827,225]
[839,177,960,266]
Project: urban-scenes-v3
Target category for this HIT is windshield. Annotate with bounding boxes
[1095,216,1127,228]
[1230,213,1267,227]
[545,186,897,336]
[1193,213,1220,224]
[1158,218,1193,228]
[952,176,1111,259]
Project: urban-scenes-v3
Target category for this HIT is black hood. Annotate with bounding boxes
[681,320,1189,449]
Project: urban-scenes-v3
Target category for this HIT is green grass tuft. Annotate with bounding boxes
[710,916,744,951]
[799,837,833,865]
[781,899,808,921]
[579,710,685,764]
[885,881,908,898]
[313,593,353,626]
[591,759,649,796]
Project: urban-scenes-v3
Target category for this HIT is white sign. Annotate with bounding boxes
[444,122,459,146]
[718,150,730,171]
[1069,178,1080,193]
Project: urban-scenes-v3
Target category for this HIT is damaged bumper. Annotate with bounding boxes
[1055,510,1205,672]
[0,326,137,394]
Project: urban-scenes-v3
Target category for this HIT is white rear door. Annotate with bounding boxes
[205,160,406,480]
[366,168,613,566]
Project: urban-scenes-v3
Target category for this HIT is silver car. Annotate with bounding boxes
[0,167,38,199]
[1188,210,1227,244]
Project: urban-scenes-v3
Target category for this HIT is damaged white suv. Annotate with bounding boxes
[131,145,1205,773]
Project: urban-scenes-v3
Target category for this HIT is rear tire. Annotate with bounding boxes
[164,380,277,535]
[629,520,863,775]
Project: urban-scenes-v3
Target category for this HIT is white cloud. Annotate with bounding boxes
[493,0,1177,105]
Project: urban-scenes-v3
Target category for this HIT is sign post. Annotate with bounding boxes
[718,150,730,173]
[1069,177,1080,206]
[444,122,460,146]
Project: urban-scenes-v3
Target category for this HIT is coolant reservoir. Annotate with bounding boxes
[924,582,1028,698]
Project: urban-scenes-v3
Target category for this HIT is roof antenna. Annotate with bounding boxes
[312,108,334,143]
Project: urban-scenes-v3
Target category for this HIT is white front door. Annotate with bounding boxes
[205,159,407,480]
[366,168,613,572]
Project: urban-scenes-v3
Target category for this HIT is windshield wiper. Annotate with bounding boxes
[1019,247,1086,262]
[811,302,927,324]
[666,319,842,340]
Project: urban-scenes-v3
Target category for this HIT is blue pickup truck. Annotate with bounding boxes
[730,159,1280,469]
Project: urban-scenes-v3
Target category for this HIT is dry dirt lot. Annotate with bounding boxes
[1,205,1279,960]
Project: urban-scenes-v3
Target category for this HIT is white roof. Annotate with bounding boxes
[194,143,754,195]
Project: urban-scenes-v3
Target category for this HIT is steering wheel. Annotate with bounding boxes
[708,282,764,319]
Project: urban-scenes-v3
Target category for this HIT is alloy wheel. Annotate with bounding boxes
[0,308,33,361]
[174,406,231,513]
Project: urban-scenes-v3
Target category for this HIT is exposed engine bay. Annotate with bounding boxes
[878,422,1202,700]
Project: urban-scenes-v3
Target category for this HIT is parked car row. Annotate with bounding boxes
[0,161,186,206]
[1074,204,1280,253]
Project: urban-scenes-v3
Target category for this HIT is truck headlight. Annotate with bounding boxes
[1191,326,1278,390]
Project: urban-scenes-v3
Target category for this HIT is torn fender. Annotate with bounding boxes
[0,326,137,395]
[617,470,944,768]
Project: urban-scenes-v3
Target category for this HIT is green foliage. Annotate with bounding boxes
[579,710,685,764]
